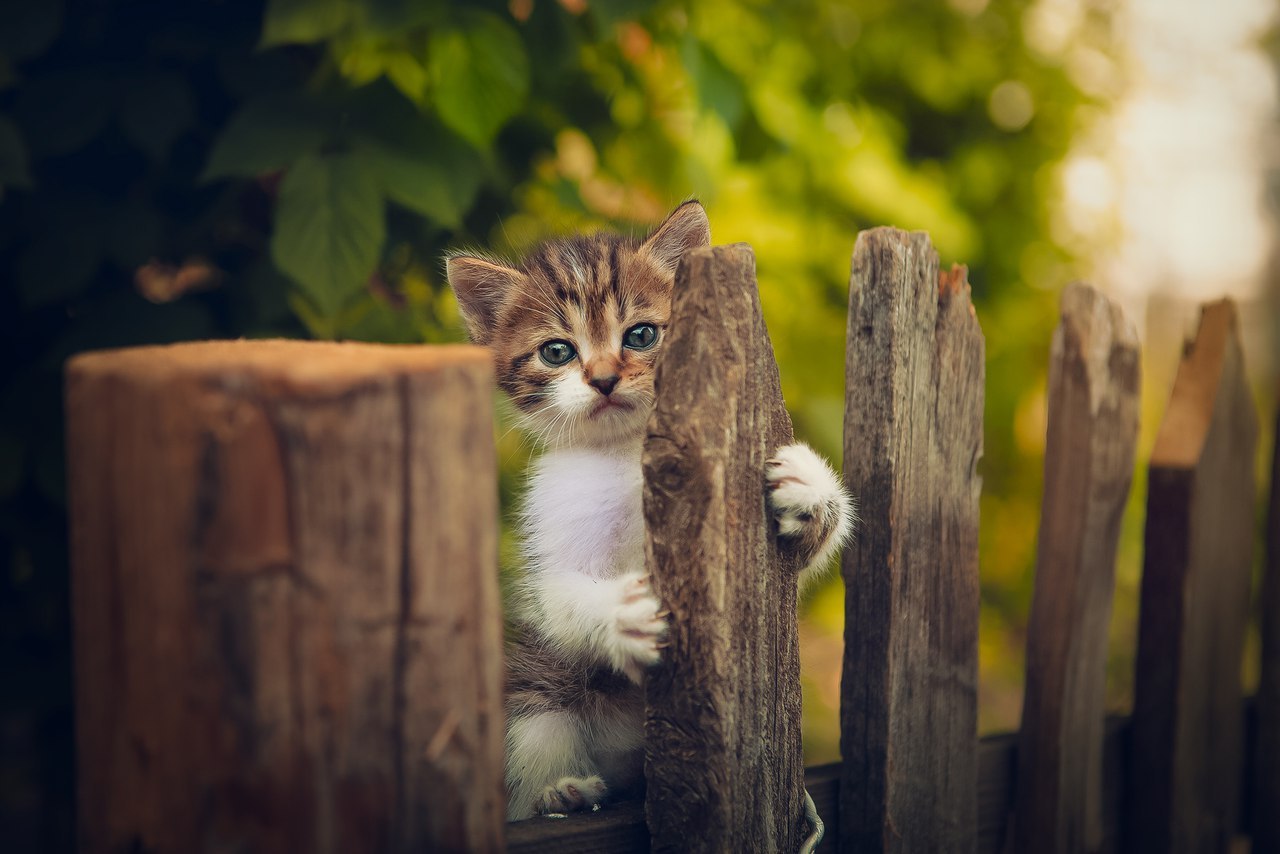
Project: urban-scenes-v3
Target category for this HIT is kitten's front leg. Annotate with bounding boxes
[767,442,856,589]
[524,571,667,682]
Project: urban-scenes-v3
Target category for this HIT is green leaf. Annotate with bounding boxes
[383,49,430,104]
[117,74,195,160]
[270,153,385,320]
[261,0,352,47]
[0,116,31,189]
[429,14,529,148]
[357,133,482,227]
[682,38,746,128]
[202,93,329,181]
[590,0,656,29]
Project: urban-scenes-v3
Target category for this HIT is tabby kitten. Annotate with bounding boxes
[446,201,854,821]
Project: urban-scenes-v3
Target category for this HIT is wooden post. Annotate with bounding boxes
[643,244,807,854]
[1256,398,1280,854]
[840,229,984,852]
[1012,284,1141,854]
[66,340,504,853]
[1131,301,1258,854]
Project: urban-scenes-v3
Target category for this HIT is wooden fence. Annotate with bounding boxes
[65,229,1278,853]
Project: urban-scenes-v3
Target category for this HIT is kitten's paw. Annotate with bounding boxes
[766,443,855,582]
[610,573,667,683]
[539,775,608,815]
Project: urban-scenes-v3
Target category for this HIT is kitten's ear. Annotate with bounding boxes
[640,200,711,275]
[445,254,524,344]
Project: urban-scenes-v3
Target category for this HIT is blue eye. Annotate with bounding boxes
[539,340,577,366]
[624,323,658,350]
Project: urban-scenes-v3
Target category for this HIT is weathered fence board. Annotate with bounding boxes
[1257,399,1280,854]
[840,229,984,851]
[510,702,1275,853]
[66,340,504,853]
[1013,284,1141,853]
[1131,301,1259,854]
[642,244,807,853]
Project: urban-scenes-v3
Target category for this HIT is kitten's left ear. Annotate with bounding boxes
[445,254,525,345]
[641,200,711,275]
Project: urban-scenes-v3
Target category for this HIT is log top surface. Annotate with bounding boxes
[66,339,490,393]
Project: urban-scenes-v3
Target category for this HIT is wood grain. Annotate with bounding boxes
[1131,301,1259,854]
[642,244,807,853]
[840,229,984,852]
[508,703,1267,854]
[1013,284,1141,854]
[66,340,504,853]
[1256,398,1280,854]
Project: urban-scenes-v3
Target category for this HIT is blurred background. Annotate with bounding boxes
[2,0,1277,847]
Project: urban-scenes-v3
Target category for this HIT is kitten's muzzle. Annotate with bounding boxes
[588,396,633,418]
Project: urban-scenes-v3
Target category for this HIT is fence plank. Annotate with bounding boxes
[1257,399,1280,854]
[509,700,1258,854]
[840,228,984,852]
[1012,284,1141,854]
[643,244,807,853]
[1131,301,1258,854]
[66,340,504,854]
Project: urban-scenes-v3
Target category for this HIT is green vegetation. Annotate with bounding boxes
[0,0,1115,843]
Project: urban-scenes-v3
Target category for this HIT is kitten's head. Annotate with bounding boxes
[446,200,710,448]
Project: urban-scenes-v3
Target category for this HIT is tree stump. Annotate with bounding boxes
[1131,301,1258,854]
[66,340,504,853]
[643,244,807,854]
[840,228,983,853]
[1013,283,1141,854]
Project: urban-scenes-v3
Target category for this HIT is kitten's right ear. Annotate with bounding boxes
[641,199,711,275]
[445,254,524,344]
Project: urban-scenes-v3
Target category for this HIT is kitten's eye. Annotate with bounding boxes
[623,323,658,351]
[538,340,577,367]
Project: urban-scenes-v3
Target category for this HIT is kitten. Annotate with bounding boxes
[446,201,854,821]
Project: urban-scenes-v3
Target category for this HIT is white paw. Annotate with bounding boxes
[539,775,608,814]
[766,443,856,587]
[766,443,844,535]
[609,573,667,683]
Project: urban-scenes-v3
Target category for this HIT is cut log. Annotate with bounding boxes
[1012,283,1141,854]
[1131,301,1258,854]
[643,244,807,854]
[840,229,984,852]
[66,340,504,854]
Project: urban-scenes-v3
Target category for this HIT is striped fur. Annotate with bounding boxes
[443,201,854,820]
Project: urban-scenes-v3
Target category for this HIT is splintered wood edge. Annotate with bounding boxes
[1150,300,1237,469]
[1056,282,1141,414]
[66,339,491,396]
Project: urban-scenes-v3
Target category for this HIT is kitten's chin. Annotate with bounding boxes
[573,405,651,448]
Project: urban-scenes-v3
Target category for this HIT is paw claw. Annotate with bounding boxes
[539,776,607,815]
[610,572,666,679]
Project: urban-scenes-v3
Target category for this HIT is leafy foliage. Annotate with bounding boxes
[1,0,1113,844]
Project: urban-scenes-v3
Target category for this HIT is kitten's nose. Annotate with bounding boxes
[588,374,620,396]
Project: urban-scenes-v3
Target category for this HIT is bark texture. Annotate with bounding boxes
[1131,301,1258,854]
[642,244,807,854]
[66,340,504,854]
[840,228,983,853]
[1013,283,1141,854]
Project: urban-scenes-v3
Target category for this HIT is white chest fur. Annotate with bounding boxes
[520,444,646,580]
